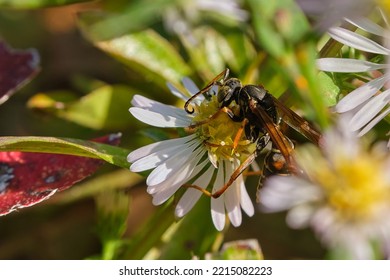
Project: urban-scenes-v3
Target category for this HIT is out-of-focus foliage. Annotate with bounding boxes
[0,0,93,9]
[2,0,381,260]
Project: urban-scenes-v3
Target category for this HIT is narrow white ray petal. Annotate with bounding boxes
[150,152,208,205]
[149,156,209,196]
[175,164,215,217]
[148,158,199,200]
[316,58,386,72]
[130,94,166,108]
[146,141,202,186]
[131,94,151,107]
[379,8,390,28]
[286,204,315,229]
[166,82,188,101]
[311,207,335,237]
[329,27,390,55]
[130,145,177,172]
[238,175,254,216]
[224,161,241,227]
[260,176,321,212]
[211,161,226,231]
[131,94,190,122]
[147,149,208,195]
[358,106,390,136]
[127,134,196,163]
[130,138,199,172]
[182,77,201,95]
[130,107,191,128]
[335,75,387,113]
[345,18,386,37]
[350,89,390,131]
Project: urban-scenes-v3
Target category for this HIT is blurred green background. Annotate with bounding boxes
[0,0,331,259]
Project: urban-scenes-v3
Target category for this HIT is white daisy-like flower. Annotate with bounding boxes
[259,116,390,259]
[316,10,390,137]
[127,78,255,231]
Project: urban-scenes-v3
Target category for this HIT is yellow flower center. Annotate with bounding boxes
[377,0,390,16]
[314,152,390,221]
[191,95,256,165]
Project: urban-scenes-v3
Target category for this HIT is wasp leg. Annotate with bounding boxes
[186,106,242,133]
[231,118,249,153]
[184,151,258,198]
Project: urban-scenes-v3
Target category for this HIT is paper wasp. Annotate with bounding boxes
[184,68,321,199]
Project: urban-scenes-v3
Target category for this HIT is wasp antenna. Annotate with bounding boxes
[223,68,230,80]
[184,69,230,114]
[184,90,206,114]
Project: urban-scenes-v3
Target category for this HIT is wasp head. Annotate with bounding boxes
[217,78,242,106]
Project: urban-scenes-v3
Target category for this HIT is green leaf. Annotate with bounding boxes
[0,0,92,8]
[318,72,340,107]
[77,0,178,41]
[0,136,130,169]
[28,84,135,130]
[94,30,191,88]
[181,26,256,80]
[248,0,310,58]
[52,169,142,204]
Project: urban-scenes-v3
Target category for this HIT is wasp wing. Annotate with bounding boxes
[272,96,322,145]
[248,99,297,172]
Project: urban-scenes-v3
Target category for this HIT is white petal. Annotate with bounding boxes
[260,176,321,212]
[130,107,191,128]
[345,18,386,37]
[238,176,254,217]
[149,152,208,205]
[131,94,172,110]
[358,106,390,136]
[335,75,387,113]
[316,58,385,72]
[211,161,226,231]
[131,94,190,123]
[311,207,335,237]
[146,142,203,186]
[350,88,390,131]
[127,134,196,163]
[175,164,215,217]
[147,149,208,196]
[286,204,315,229]
[182,77,201,95]
[166,82,189,102]
[129,136,198,172]
[344,236,374,260]
[329,27,390,55]
[130,145,176,172]
[224,161,241,227]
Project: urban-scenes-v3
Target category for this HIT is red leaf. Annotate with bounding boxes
[0,133,121,216]
[0,42,40,105]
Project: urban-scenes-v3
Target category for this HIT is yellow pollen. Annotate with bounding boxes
[314,153,390,221]
[191,95,256,163]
